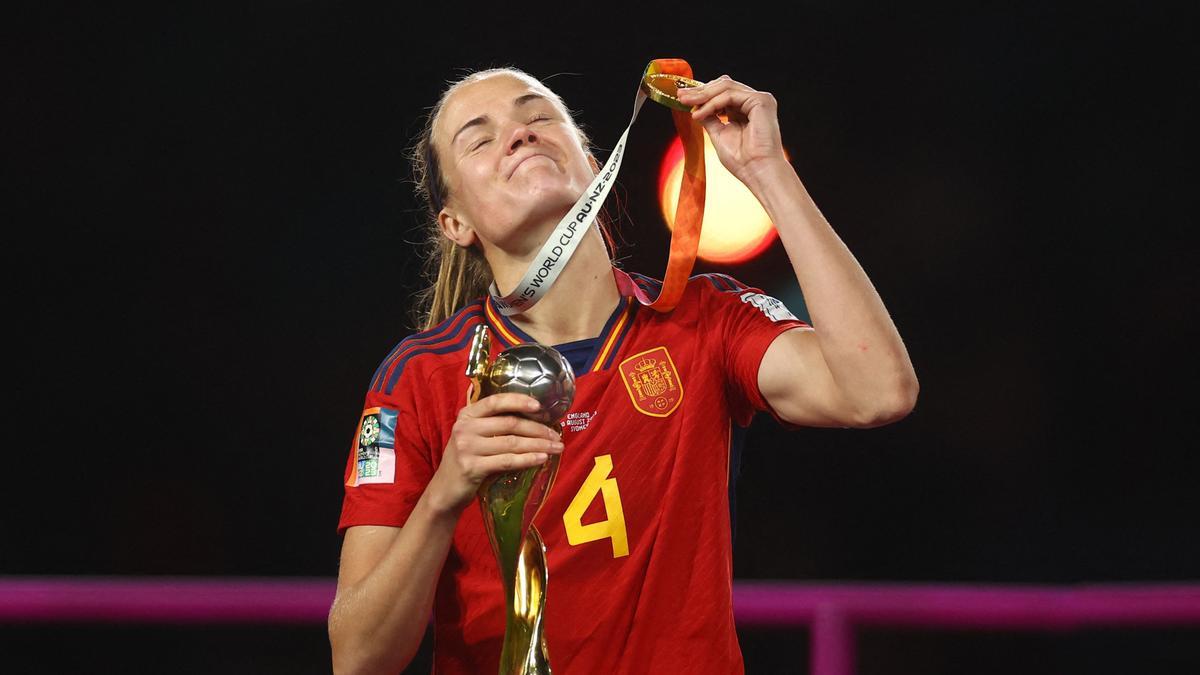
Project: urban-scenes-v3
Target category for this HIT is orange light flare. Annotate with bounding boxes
[657,133,790,265]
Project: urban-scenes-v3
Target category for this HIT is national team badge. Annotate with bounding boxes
[347,406,398,486]
[618,346,683,417]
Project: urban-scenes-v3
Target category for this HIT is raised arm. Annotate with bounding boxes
[679,77,918,428]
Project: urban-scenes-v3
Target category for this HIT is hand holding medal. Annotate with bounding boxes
[676,74,789,192]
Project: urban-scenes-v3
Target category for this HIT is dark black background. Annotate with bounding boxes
[6,3,1197,673]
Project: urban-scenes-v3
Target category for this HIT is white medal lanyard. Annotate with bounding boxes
[487,86,651,317]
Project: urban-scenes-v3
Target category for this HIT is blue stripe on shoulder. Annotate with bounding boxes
[713,273,749,292]
[382,325,478,395]
[631,270,754,297]
[369,302,482,393]
[628,272,663,294]
[696,273,730,291]
[369,304,473,391]
[697,273,750,293]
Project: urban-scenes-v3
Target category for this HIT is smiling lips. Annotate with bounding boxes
[508,153,554,179]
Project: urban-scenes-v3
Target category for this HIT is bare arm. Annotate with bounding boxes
[680,77,918,428]
[751,162,917,427]
[328,391,564,674]
[328,513,456,674]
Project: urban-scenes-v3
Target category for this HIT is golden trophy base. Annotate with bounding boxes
[468,325,569,675]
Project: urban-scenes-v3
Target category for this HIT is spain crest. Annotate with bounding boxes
[618,346,683,417]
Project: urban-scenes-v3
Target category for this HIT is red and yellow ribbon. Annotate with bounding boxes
[634,59,706,313]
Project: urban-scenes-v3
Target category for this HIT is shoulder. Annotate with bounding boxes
[689,272,756,295]
[623,269,758,307]
[622,268,805,328]
[366,299,487,398]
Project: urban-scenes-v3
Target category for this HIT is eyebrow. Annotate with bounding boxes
[450,93,551,148]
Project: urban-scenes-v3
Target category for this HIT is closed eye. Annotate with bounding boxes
[470,116,550,151]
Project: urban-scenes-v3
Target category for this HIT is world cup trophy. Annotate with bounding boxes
[465,324,576,675]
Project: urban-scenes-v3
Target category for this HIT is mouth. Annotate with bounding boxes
[508,153,553,180]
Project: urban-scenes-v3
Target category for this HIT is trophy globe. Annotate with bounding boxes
[487,343,576,426]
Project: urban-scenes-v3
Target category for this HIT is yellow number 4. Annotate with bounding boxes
[562,454,629,558]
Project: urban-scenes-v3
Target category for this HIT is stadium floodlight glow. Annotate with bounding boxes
[657,133,781,265]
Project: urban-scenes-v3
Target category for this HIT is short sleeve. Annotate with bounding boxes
[336,367,436,535]
[706,275,811,429]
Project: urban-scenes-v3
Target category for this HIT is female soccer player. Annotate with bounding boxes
[328,67,918,674]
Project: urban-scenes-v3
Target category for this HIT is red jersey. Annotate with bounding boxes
[338,265,810,674]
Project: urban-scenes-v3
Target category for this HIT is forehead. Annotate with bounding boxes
[433,74,563,148]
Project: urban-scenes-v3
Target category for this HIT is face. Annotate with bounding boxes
[432,74,597,256]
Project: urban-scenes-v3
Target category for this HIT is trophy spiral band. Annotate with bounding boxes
[466,325,576,675]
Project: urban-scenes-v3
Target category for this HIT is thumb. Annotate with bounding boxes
[698,116,725,144]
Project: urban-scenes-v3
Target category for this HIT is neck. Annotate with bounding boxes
[488,224,620,346]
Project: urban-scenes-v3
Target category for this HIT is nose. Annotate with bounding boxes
[505,122,539,154]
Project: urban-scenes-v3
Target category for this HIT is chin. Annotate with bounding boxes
[519,180,585,220]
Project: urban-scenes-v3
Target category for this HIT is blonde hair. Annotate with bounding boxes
[406,67,620,331]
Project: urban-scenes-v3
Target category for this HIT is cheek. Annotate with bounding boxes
[454,164,500,204]
[571,152,598,183]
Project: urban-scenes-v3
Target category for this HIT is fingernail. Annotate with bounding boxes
[551,441,564,450]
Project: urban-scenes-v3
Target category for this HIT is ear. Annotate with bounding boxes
[438,208,476,248]
[586,152,601,175]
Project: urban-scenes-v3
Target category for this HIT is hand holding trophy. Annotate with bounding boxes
[465,324,576,675]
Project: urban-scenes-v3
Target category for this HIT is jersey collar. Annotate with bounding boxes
[482,266,640,374]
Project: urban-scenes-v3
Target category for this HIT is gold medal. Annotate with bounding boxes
[640,71,703,112]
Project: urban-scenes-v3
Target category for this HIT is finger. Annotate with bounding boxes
[472,452,550,478]
[689,91,749,124]
[692,75,748,94]
[474,433,564,457]
[461,392,541,419]
[471,414,562,441]
[677,75,751,107]
[711,73,746,87]
[698,114,725,140]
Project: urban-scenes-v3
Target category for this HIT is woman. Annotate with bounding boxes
[329,67,918,674]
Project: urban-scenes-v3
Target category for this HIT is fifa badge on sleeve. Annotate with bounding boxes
[347,407,397,486]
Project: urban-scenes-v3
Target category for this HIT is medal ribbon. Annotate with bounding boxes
[488,58,706,316]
